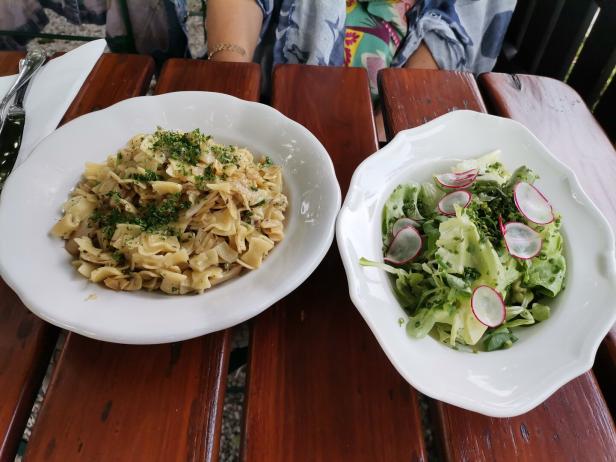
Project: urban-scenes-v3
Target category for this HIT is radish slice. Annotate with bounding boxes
[502,222,543,259]
[513,182,554,225]
[438,190,472,216]
[435,169,478,189]
[453,168,479,178]
[471,286,506,327]
[392,217,420,236]
[385,226,423,265]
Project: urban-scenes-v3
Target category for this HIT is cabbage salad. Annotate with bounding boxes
[360,151,566,352]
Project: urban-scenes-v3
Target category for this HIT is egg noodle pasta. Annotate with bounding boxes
[51,128,287,295]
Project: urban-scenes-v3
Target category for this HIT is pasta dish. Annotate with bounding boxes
[51,128,287,295]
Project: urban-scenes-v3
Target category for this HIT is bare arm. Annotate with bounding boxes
[404,42,439,69]
[205,0,263,62]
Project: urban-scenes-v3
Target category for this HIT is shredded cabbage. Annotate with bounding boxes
[361,151,566,352]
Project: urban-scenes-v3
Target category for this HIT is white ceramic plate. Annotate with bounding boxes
[336,110,616,417]
[0,91,340,344]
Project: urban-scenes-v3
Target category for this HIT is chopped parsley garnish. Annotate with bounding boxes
[240,210,253,223]
[90,208,135,239]
[252,199,266,207]
[91,193,190,238]
[194,166,216,189]
[131,169,161,182]
[466,182,523,246]
[261,156,274,167]
[152,128,204,166]
[137,193,191,232]
[112,250,126,263]
[463,267,480,281]
[106,191,122,204]
[211,145,237,164]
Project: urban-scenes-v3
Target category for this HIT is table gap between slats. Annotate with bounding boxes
[379,67,616,462]
[241,64,427,462]
[21,58,263,462]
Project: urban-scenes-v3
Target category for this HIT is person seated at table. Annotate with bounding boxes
[0,0,190,66]
[205,0,517,100]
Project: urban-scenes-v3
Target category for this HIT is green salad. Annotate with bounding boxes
[360,151,566,352]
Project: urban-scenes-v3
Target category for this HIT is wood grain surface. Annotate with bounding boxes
[435,373,616,462]
[25,334,230,462]
[0,51,59,462]
[379,68,486,139]
[479,73,616,233]
[0,52,24,74]
[241,65,426,462]
[379,67,616,461]
[60,53,154,124]
[0,278,57,462]
[0,52,154,462]
[480,71,616,417]
[24,58,263,461]
[156,59,261,100]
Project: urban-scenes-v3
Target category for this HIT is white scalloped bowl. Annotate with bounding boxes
[0,91,340,344]
[336,110,616,417]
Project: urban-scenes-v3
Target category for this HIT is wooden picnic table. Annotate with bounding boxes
[0,51,614,461]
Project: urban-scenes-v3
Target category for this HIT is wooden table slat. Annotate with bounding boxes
[379,67,616,462]
[25,333,230,462]
[24,58,262,462]
[379,68,486,138]
[435,372,616,462]
[0,52,154,462]
[60,54,155,125]
[0,282,57,462]
[155,59,261,100]
[480,71,616,416]
[242,64,426,462]
[0,53,56,462]
[21,57,258,461]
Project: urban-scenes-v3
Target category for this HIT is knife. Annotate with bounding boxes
[0,50,46,192]
[0,83,27,192]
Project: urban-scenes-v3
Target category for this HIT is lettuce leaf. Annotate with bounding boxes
[483,326,518,351]
[453,150,503,176]
[435,209,503,286]
[524,220,566,297]
[382,183,424,238]
[531,303,550,321]
[505,165,539,189]
[418,182,443,218]
[504,308,534,328]
[407,308,438,338]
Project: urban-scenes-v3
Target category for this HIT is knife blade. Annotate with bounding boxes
[0,77,28,192]
[0,49,46,193]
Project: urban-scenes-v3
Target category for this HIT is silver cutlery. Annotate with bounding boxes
[0,48,46,129]
[0,48,46,192]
